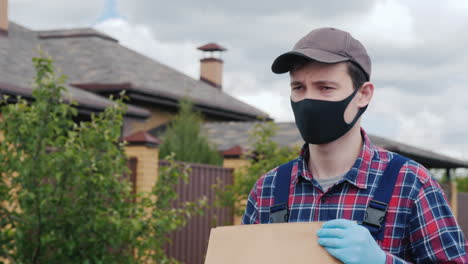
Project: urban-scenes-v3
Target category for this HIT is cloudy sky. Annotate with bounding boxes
[8,0,468,160]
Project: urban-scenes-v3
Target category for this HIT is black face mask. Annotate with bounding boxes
[291,88,368,145]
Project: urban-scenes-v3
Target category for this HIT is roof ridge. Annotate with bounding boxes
[8,21,32,32]
[37,28,117,42]
[36,27,98,33]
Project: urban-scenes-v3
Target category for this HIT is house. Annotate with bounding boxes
[0,1,268,195]
[0,22,270,137]
[200,121,468,169]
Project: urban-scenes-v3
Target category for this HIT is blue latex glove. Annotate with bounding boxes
[317,219,386,264]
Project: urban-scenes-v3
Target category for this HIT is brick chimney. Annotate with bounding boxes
[0,0,7,36]
[197,43,227,89]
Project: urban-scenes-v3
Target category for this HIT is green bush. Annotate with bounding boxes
[0,54,204,264]
[215,122,300,216]
[456,174,468,193]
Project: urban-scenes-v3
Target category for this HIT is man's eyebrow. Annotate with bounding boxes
[312,80,340,87]
[290,80,341,87]
[290,80,303,86]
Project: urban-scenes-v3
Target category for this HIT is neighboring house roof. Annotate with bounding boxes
[201,121,302,151]
[0,22,149,119]
[1,22,269,121]
[201,121,468,169]
[35,26,270,121]
[123,130,160,148]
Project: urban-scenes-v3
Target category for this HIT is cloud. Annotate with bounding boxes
[8,0,468,159]
[10,0,102,29]
[347,0,420,49]
[120,0,378,35]
[116,0,382,88]
[94,18,200,79]
[365,86,468,159]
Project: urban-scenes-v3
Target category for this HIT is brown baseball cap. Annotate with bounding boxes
[271,27,371,80]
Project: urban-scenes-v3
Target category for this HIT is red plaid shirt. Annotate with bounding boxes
[242,129,468,263]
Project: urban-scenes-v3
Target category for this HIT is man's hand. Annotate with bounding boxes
[317,219,386,264]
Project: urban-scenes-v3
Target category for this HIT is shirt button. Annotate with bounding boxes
[320,197,326,202]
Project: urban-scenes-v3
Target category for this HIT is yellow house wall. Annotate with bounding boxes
[0,113,3,140]
[125,145,159,264]
[0,125,15,213]
[223,157,251,225]
[451,182,458,219]
[126,105,227,137]
[128,107,175,136]
[125,145,159,194]
[223,158,249,170]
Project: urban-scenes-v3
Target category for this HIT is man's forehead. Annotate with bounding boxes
[289,61,349,80]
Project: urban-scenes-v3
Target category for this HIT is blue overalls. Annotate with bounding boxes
[269,154,409,241]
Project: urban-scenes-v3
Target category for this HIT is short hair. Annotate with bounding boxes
[290,59,368,90]
[346,61,368,90]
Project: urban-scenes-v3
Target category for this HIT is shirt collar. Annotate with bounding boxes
[293,128,377,189]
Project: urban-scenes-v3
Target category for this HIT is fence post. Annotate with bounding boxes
[221,146,250,225]
[123,131,160,194]
[451,181,458,220]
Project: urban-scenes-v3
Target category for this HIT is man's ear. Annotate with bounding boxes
[358,82,374,107]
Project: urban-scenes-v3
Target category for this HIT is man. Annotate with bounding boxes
[242,27,468,263]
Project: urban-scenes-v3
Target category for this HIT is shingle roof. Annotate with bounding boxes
[0,22,149,119]
[123,130,160,147]
[201,121,468,169]
[34,27,269,120]
[202,121,302,151]
[38,28,118,42]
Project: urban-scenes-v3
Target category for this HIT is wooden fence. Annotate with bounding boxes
[457,192,468,238]
[160,160,234,264]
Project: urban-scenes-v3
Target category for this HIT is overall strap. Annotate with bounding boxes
[269,160,295,223]
[362,154,410,240]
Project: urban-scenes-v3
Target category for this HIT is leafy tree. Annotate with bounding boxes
[0,54,203,263]
[455,170,468,193]
[456,178,468,192]
[215,122,300,216]
[160,99,223,166]
[431,168,468,193]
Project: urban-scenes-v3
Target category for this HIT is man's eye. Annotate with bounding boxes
[292,86,302,90]
[320,86,333,90]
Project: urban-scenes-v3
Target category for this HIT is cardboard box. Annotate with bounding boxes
[204,222,341,264]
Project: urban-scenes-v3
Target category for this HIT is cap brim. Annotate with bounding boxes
[271,49,350,74]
